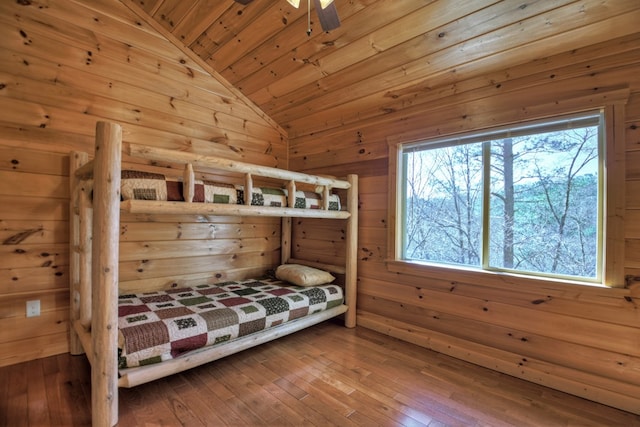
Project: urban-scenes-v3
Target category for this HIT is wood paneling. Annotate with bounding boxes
[0,0,286,368]
[291,32,640,413]
[134,0,640,143]
[2,0,640,417]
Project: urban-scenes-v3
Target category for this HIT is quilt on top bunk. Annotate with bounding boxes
[117,278,344,368]
[119,170,342,210]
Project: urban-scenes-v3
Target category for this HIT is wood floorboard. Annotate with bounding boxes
[0,355,9,427]
[26,359,49,427]
[2,321,640,427]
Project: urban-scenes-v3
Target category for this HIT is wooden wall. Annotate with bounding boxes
[290,34,640,413]
[0,0,286,367]
[2,0,640,416]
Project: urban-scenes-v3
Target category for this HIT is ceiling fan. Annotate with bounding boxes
[233,0,340,35]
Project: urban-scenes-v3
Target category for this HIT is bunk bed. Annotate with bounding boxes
[69,121,358,427]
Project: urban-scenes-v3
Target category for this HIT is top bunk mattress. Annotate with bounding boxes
[117,278,344,368]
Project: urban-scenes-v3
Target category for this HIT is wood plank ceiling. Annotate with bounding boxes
[128,0,639,140]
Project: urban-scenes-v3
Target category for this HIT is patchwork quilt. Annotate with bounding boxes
[119,170,342,210]
[117,278,344,368]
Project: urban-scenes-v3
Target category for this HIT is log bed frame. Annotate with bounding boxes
[69,122,358,427]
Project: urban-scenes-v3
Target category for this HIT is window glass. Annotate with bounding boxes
[400,111,602,282]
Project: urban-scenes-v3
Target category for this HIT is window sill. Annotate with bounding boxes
[384,259,629,295]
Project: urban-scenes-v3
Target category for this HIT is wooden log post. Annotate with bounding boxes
[79,178,93,328]
[287,180,296,209]
[345,174,358,328]
[323,185,330,211]
[282,217,292,265]
[183,163,195,203]
[282,180,296,265]
[91,121,122,427]
[69,151,88,355]
[244,173,253,205]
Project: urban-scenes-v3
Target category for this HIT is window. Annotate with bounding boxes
[397,111,604,283]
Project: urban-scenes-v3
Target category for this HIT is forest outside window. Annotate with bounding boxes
[396,110,605,284]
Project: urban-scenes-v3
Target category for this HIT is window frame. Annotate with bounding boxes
[387,94,629,289]
[400,110,604,283]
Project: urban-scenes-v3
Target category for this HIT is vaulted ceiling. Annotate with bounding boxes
[128,0,639,139]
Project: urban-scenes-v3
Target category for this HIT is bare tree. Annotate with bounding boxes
[531,127,599,274]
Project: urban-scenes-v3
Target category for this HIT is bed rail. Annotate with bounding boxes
[128,143,351,189]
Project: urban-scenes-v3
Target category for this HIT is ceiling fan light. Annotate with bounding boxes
[319,0,333,9]
[287,0,301,8]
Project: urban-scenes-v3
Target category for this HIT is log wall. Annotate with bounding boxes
[290,34,640,413]
[0,0,285,367]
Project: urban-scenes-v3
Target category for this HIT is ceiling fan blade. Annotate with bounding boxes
[313,0,340,32]
[233,0,254,4]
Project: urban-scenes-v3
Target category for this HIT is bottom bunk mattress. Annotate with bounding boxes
[117,278,343,368]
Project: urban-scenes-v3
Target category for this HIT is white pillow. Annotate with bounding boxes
[275,264,335,287]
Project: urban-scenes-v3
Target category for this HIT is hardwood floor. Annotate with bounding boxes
[2,321,639,426]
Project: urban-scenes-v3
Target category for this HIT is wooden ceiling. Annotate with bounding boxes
[127,0,639,139]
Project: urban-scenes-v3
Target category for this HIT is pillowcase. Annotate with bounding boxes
[275,264,335,287]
